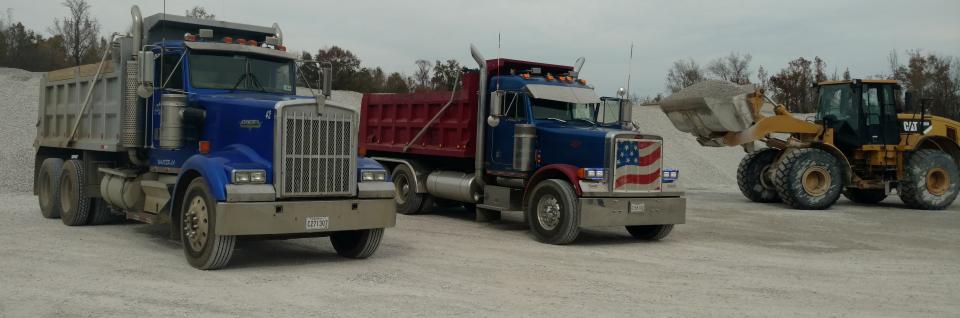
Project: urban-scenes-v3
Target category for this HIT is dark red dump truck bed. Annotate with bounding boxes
[360,71,480,159]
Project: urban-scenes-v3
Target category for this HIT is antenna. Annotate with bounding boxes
[626,42,634,100]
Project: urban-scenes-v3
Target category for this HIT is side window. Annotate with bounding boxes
[159,54,184,90]
[863,87,881,126]
[502,92,525,121]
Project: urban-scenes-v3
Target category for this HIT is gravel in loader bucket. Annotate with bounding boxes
[659,80,757,146]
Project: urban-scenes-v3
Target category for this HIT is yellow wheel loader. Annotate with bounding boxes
[660,79,960,210]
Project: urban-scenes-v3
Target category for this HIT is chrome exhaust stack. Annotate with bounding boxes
[470,44,487,187]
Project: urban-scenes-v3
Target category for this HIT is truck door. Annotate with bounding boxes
[486,91,527,171]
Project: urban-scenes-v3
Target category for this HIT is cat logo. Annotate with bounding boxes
[901,120,932,134]
[240,119,262,129]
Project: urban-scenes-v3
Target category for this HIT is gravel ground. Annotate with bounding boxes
[0,189,957,317]
[0,68,41,193]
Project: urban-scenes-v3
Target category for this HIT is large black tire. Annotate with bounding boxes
[527,179,580,245]
[37,158,64,219]
[843,188,887,204]
[59,159,92,226]
[391,165,425,215]
[181,178,236,270]
[88,199,123,225]
[626,224,674,241]
[772,148,843,210]
[737,148,782,203]
[899,149,959,210]
[330,228,385,259]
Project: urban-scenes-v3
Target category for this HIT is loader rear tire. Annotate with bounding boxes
[392,165,424,215]
[899,149,959,210]
[37,158,64,219]
[773,148,843,210]
[331,228,384,259]
[626,224,674,241]
[737,148,782,203]
[843,188,887,204]
[59,159,92,226]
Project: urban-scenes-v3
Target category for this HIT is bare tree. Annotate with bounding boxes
[413,59,432,91]
[707,52,752,85]
[756,65,769,91]
[665,58,705,93]
[185,6,215,20]
[51,0,100,66]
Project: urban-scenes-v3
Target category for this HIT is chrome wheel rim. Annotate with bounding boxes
[394,174,410,205]
[536,194,561,231]
[184,196,209,252]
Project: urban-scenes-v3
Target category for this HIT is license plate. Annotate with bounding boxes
[305,216,329,230]
[629,202,645,213]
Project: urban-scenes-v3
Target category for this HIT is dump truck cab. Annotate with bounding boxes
[32,7,396,270]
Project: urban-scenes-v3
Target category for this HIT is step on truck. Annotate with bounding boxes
[32,6,396,269]
[360,45,685,244]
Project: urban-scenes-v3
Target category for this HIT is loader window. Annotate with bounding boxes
[863,87,881,126]
[817,85,857,124]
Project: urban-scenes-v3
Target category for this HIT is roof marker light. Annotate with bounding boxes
[223,36,233,44]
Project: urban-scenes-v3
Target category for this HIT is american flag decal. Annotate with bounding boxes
[614,139,662,191]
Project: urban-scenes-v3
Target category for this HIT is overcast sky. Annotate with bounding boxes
[4,0,959,97]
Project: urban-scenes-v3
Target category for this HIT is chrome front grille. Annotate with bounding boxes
[277,103,357,198]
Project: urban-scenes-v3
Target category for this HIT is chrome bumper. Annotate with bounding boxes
[214,198,396,236]
[579,196,685,227]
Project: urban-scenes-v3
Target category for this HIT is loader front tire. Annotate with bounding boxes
[737,148,782,203]
[899,149,959,210]
[773,148,843,210]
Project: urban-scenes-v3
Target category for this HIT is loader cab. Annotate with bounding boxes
[816,80,901,152]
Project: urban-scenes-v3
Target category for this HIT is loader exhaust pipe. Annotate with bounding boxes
[470,44,487,187]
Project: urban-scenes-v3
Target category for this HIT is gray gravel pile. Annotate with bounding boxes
[0,68,41,193]
[663,80,754,101]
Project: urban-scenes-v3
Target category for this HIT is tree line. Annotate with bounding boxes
[663,51,960,120]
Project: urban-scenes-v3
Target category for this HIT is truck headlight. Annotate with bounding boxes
[361,170,387,182]
[662,169,679,183]
[233,169,267,184]
[578,168,605,181]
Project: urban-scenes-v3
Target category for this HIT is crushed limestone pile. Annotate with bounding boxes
[0,68,41,193]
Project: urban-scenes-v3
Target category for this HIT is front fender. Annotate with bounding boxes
[526,164,583,196]
[176,144,272,202]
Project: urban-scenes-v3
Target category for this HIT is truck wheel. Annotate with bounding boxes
[37,158,64,219]
[392,165,424,215]
[772,148,843,210]
[737,148,782,203]
[88,199,122,225]
[330,228,384,259]
[843,188,887,204]
[59,159,92,226]
[181,178,235,270]
[899,149,959,210]
[626,224,674,241]
[527,179,580,245]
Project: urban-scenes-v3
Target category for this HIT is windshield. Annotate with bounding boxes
[531,98,599,124]
[189,52,294,94]
[816,84,856,122]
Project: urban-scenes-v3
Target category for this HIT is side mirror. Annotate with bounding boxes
[904,91,913,111]
[619,98,634,129]
[487,90,504,127]
[320,63,332,97]
[136,51,155,98]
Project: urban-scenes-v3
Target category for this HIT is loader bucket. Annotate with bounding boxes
[659,80,757,146]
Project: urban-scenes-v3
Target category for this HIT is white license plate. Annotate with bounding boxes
[629,202,645,213]
[305,216,329,230]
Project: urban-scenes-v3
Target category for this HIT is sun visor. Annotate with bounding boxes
[525,84,600,104]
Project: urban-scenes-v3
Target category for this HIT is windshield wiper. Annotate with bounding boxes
[542,117,568,123]
[229,72,268,93]
[569,118,598,127]
[229,72,249,92]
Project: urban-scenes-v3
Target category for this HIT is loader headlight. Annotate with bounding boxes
[232,169,267,184]
[361,170,387,182]
[662,169,679,183]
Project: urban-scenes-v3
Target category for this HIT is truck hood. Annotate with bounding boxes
[536,123,633,169]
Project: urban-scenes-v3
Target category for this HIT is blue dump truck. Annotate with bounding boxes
[32,6,395,269]
[360,45,685,244]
